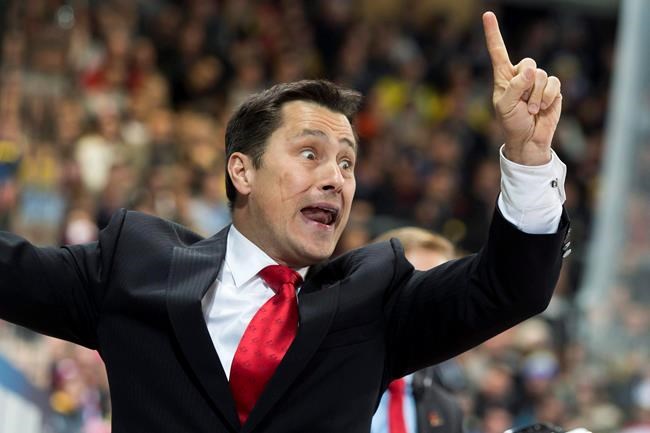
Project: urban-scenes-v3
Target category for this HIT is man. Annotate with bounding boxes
[370,228,465,433]
[0,13,569,433]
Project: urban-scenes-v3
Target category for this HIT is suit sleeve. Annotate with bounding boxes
[0,209,127,348]
[384,206,569,378]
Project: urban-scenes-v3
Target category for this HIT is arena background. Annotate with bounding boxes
[0,0,647,432]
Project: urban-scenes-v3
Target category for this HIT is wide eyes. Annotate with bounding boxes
[339,160,352,170]
[300,149,317,160]
[299,148,354,172]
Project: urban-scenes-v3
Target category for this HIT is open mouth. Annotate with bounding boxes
[300,204,339,227]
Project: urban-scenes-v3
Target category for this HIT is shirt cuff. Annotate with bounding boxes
[497,145,566,234]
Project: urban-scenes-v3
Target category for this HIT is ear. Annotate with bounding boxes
[227,152,255,197]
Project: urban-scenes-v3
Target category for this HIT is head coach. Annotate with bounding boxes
[0,13,570,433]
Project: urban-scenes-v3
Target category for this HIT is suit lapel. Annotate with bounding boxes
[166,226,241,432]
[241,274,340,433]
[167,229,341,433]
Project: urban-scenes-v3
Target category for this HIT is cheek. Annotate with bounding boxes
[278,168,313,202]
[342,181,355,208]
[345,179,356,199]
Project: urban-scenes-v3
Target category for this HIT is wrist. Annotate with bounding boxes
[503,144,552,166]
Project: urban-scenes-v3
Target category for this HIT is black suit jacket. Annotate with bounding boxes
[0,207,569,433]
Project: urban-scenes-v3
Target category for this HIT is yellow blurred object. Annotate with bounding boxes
[0,140,21,163]
[50,390,77,414]
[374,77,408,114]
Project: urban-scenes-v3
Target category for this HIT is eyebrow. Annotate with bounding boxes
[297,128,357,151]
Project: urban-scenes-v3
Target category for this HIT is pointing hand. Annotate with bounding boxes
[483,11,562,166]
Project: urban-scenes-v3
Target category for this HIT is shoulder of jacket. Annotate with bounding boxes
[326,239,411,284]
[118,209,206,246]
[343,239,400,266]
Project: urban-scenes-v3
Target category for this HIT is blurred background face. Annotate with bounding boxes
[405,246,450,270]
[234,101,356,267]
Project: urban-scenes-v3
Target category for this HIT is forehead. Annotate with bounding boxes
[279,100,356,148]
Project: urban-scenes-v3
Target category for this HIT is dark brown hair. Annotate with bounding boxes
[224,79,362,206]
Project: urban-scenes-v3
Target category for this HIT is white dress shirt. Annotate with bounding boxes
[201,226,308,379]
[498,145,567,234]
[202,148,567,379]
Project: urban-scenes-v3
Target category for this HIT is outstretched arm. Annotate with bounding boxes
[385,12,569,377]
[385,206,569,377]
[0,209,126,348]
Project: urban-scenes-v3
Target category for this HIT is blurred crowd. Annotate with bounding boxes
[0,0,647,433]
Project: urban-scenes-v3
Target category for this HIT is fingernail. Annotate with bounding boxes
[528,103,539,114]
[540,102,548,110]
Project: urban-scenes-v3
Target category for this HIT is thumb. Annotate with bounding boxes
[497,67,535,112]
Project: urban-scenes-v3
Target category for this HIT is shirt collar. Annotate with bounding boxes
[225,224,309,288]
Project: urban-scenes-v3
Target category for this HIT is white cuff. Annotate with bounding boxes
[497,145,566,234]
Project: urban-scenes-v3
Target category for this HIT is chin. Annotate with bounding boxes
[304,248,334,263]
[296,243,335,265]
[291,231,339,259]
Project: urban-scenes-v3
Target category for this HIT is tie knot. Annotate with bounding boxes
[259,265,302,295]
[388,378,405,395]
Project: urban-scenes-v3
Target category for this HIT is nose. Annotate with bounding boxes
[318,159,345,193]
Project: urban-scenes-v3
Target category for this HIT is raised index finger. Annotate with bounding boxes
[483,11,511,72]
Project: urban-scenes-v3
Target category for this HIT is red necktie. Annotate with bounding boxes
[388,378,408,433]
[229,265,301,425]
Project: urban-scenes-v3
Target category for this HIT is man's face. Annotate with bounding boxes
[236,100,357,267]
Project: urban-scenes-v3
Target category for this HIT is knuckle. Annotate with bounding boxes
[521,57,537,67]
[513,76,529,90]
[542,90,555,102]
[536,69,548,80]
